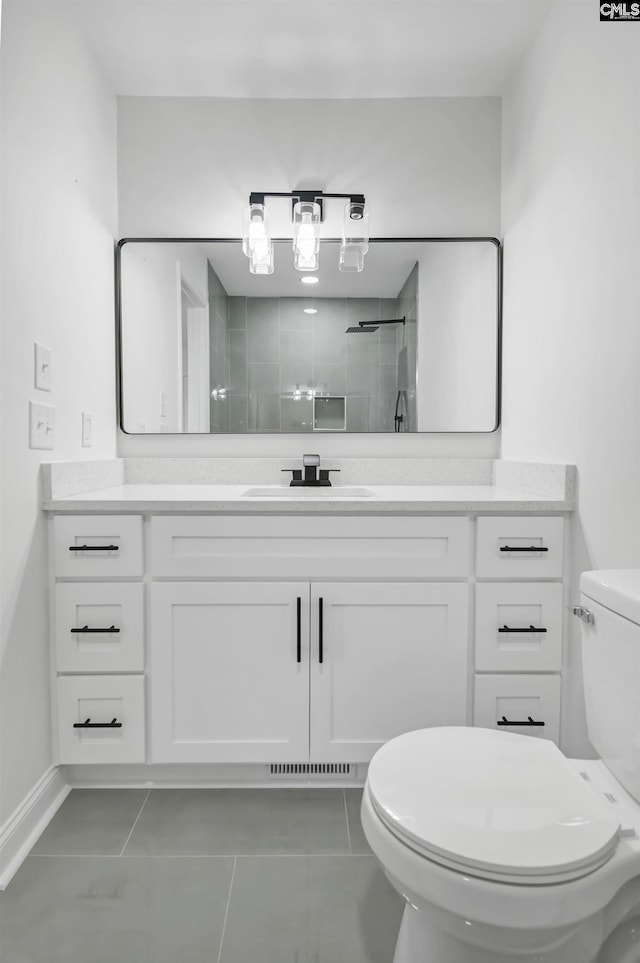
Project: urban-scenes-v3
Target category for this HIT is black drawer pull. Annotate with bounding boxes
[73,717,122,729]
[318,597,324,664]
[499,545,549,553]
[497,715,545,727]
[296,597,302,663]
[70,625,121,634]
[498,624,547,634]
[68,544,119,552]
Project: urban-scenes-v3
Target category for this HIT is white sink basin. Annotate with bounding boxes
[242,486,376,498]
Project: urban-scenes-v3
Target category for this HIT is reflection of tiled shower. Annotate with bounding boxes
[397,264,418,432]
[208,262,231,432]
[208,262,418,433]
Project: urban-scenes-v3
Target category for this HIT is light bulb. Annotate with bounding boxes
[243,203,272,270]
[293,200,320,271]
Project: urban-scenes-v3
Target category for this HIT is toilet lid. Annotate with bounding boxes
[367,727,621,883]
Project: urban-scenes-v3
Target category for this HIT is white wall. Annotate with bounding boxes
[120,243,210,433]
[501,5,640,756]
[0,4,118,823]
[117,95,502,457]
[417,242,498,431]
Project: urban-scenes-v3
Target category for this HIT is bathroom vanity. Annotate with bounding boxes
[42,459,574,783]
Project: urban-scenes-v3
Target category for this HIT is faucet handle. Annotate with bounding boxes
[319,469,340,485]
[302,453,320,467]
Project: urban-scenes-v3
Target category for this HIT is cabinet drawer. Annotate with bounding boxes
[475,583,563,671]
[53,516,143,578]
[473,674,560,743]
[55,583,144,673]
[476,516,564,578]
[56,675,145,764]
[150,515,470,579]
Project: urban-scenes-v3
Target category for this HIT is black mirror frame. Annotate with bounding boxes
[115,236,502,435]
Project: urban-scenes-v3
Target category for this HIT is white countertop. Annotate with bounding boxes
[43,483,573,514]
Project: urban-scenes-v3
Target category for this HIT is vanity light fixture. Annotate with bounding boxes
[242,190,369,275]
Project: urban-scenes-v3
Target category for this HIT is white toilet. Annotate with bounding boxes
[362,570,640,962]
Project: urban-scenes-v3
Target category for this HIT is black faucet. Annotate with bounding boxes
[282,454,340,487]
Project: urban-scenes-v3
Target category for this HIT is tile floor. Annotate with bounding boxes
[0,788,404,963]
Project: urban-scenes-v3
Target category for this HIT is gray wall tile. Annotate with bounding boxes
[313,363,346,397]
[248,363,281,431]
[247,298,280,363]
[346,396,378,432]
[279,297,314,331]
[229,330,247,394]
[229,297,247,329]
[281,398,314,432]
[229,394,248,432]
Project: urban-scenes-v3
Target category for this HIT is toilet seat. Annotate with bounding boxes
[367,727,621,885]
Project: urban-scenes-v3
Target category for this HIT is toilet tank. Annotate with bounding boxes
[580,570,640,802]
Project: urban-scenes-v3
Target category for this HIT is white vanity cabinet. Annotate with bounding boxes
[149,579,468,764]
[148,516,471,764]
[472,516,565,743]
[308,582,468,763]
[51,515,146,764]
[49,508,567,771]
[150,582,309,763]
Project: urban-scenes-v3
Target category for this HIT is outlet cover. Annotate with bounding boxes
[82,411,93,447]
[34,343,52,391]
[29,401,55,449]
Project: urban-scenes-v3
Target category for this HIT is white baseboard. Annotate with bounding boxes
[0,766,69,890]
[66,762,367,789]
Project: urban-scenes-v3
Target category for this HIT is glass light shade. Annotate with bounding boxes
[242,203,271,259]
[294,249,319,271]
[342,202,369,252]
[249,243,274,274]
[293,201,320,271]
[339,243,365,273]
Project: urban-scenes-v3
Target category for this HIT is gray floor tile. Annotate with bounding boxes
[0,855,233,963]
[345,789,373,854]
[219,855,403,963]
[31,789,148,856]
[125,788,350,856]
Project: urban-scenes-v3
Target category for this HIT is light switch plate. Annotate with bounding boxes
[82,411,93,447]
[34,343,52,391]
[29,401,55,449]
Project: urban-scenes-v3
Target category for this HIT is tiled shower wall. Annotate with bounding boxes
[208,262,230,432]
[398,264,418,432]
[221,296,405,433]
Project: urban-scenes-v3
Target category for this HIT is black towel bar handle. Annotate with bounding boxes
[497,715,545,727]
[73,717,122,729]
[498,625,547,634]
[70,625,121,634]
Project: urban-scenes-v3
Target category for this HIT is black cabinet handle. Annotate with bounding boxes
[73,717,122,729]
[318,597,324,664]
[68,544,119,552]
[497,715,545,727]
[498,624,547,634]
[70,625,121,634]
[296,597,301,663]
[499,545,549,553]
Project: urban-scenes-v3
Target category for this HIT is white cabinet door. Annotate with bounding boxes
[150,583,309,763]
[309,582,468,763]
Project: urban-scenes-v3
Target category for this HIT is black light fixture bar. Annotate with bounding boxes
[249,190,366,222]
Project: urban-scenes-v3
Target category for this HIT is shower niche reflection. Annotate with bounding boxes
[117,238,500,434]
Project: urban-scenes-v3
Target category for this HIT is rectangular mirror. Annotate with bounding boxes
[117,238,501,433]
